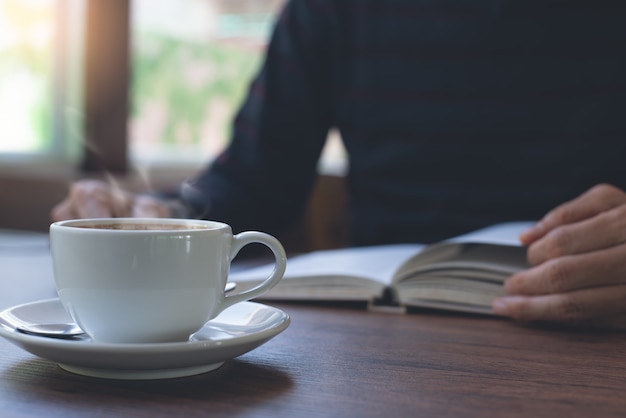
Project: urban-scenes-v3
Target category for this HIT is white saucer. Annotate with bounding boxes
[0,298,289,380]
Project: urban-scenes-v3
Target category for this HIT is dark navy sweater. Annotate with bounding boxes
[182,0,626,244]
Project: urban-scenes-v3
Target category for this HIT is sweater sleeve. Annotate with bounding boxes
[178,0,335,234]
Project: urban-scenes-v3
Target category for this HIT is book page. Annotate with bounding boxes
[446,221,534,246]
[391,222,532,285]
[230,244,424,287]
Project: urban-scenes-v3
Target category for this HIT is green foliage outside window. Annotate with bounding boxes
[131,32,264,150]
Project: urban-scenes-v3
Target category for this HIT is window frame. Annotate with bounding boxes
[81,0,129,173]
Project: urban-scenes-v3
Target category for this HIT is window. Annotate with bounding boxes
[0,0,83,162]
[1,0,346,175]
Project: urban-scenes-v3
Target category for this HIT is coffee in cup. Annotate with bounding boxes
[49,218,286,344]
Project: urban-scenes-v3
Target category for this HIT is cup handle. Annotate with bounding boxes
[220,231,287,310]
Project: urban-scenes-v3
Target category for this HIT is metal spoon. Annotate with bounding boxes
[13,282,238,339]
[16,322,85,339]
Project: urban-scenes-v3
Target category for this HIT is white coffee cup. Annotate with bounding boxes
[49,218,286,344]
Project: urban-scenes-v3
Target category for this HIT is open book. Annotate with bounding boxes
[230,222,533,315]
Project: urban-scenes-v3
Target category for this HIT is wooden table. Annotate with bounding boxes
[1,231,625,417]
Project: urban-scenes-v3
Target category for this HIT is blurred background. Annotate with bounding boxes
[0,0,347,250]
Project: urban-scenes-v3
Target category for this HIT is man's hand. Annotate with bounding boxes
[51,179,172,221]
[492,184,626,329]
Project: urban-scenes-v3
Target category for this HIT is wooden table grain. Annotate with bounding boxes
[0,232,625,417]
[0,301,624,418]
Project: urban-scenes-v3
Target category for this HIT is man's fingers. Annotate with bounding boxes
[520,184,626,246]
[493,284,626,322]
[53,180,135,219]
[506,243,626,295]
[526,205,626,265]
[51,180,173,221]
[69,181,117,218]
[50,199,76,222]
